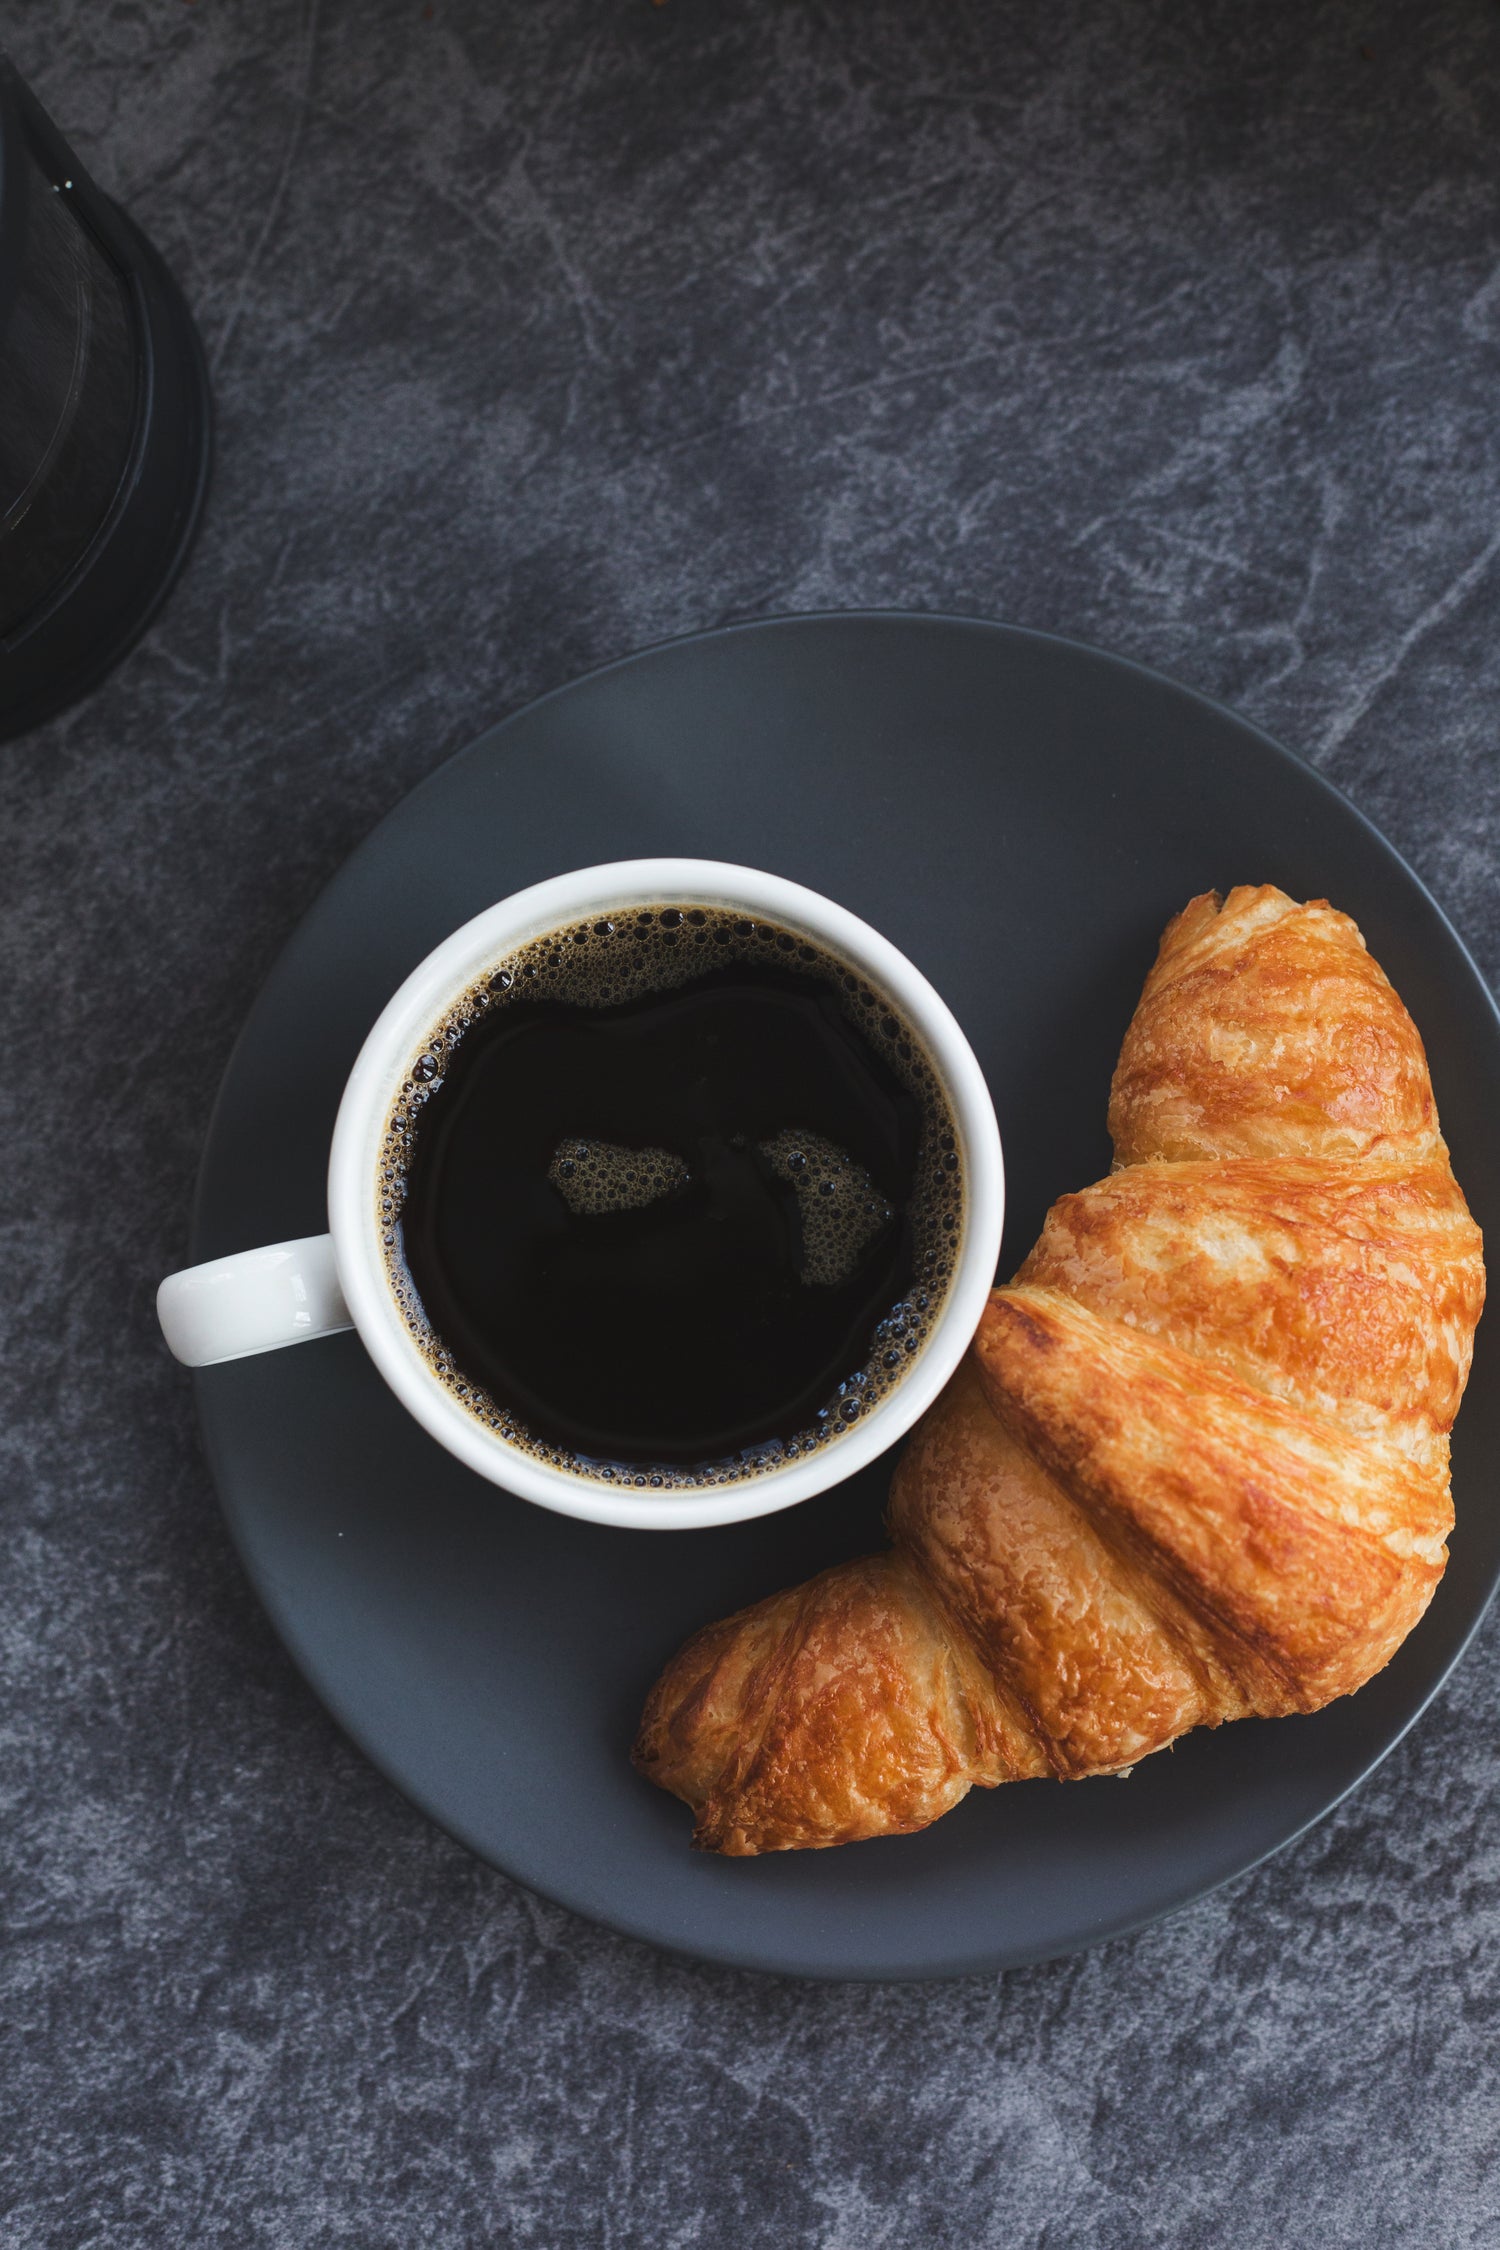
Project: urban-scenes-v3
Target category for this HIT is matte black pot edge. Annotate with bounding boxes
[0,65,212,743]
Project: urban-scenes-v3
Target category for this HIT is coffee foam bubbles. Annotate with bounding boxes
[758,1128,895,1288]
[548,1139,690,1217]
[547,1127,895,1291]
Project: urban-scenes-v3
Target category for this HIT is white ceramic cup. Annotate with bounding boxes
[157,860,1004,1530]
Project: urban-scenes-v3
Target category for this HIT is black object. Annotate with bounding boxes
[0,58,209,741]
[189,615,1500,1979]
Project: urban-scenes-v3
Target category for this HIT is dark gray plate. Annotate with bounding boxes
[193,613,1500,1980]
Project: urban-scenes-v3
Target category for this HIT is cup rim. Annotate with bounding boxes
[327,858,1003,1530]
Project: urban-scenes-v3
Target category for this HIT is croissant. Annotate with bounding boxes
[633,885,1485,1854]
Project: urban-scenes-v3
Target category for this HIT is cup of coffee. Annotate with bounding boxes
[157,861,1004,1529]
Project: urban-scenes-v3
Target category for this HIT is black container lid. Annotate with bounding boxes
[0,54,211,741]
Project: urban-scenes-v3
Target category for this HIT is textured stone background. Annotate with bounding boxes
[5,1,1500,2243]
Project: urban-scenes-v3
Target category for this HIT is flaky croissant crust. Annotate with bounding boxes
[634,887,1485,1854]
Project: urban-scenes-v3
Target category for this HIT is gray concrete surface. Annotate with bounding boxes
[4,2,1500,2243]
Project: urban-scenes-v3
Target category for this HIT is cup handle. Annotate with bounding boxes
[156,1234,354,1366]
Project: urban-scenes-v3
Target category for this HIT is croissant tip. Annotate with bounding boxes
[689,1819,741,1856]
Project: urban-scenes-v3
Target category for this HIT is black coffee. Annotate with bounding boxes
[379,907,962,1487]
